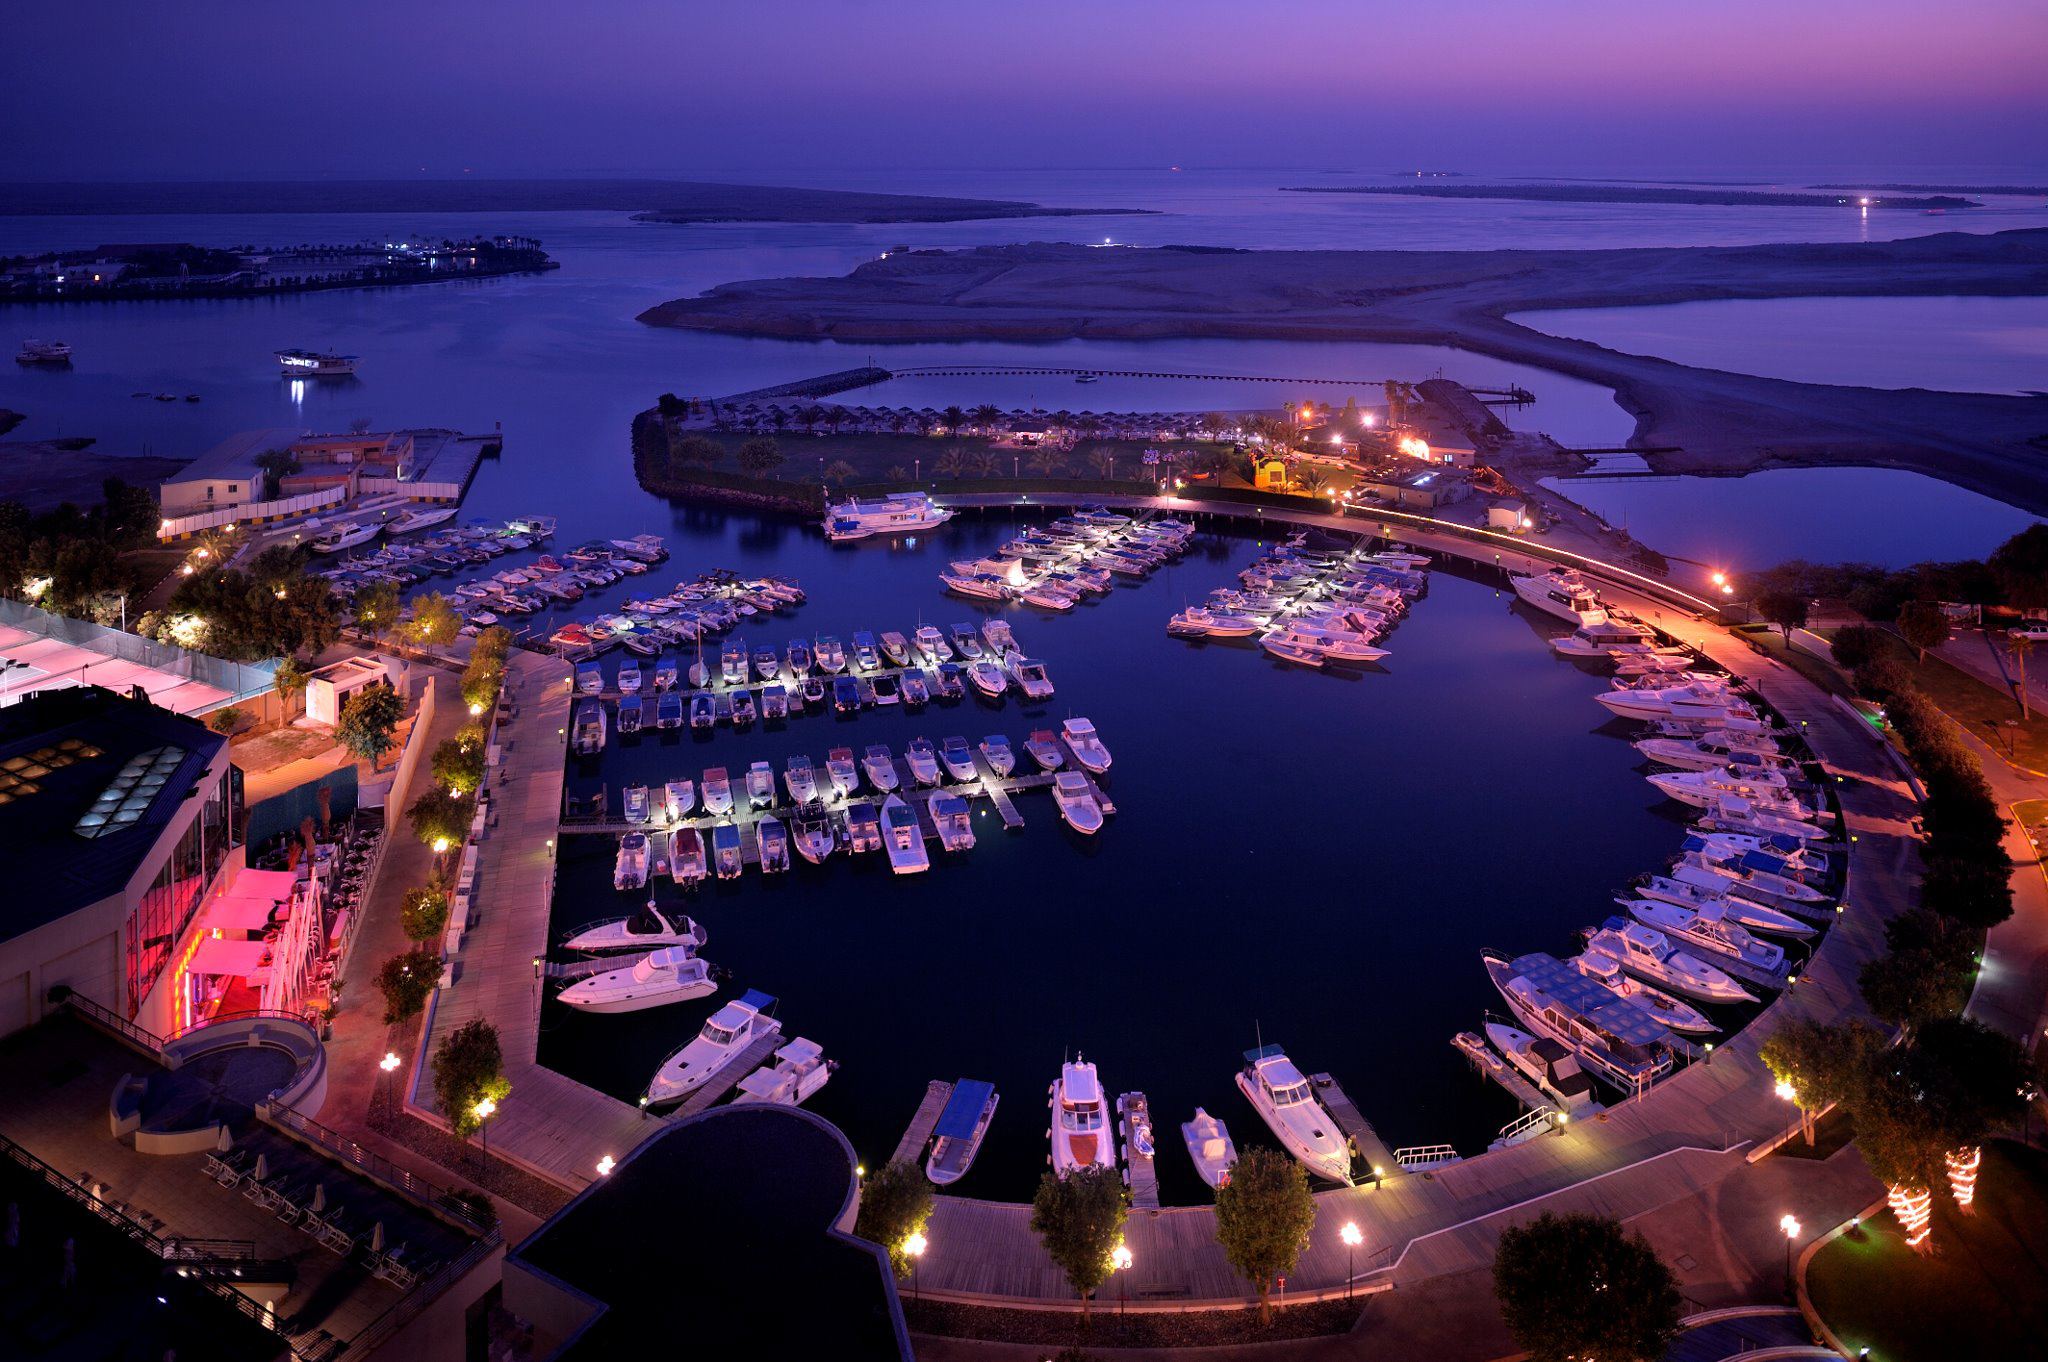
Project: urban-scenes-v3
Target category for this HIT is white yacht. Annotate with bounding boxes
[1266,623,1389,664]
[915,625,951,663]
[558,946,717,1014]
[385,505,458,536]
[965,659,1007,698]
[1181,1107,1238,1190]
[732,1037,836,1107]
[1168,605,1261,637]
[1235,1046,1352,1184]
[1626,900,1788,976]
[1595,682,1754,724]
[791,805,836,864]
[1060,718,1111,772]
[746,761,777,808]
[664,780,695,821]
[823,491,953,542]
[16,338,73,365]
[1585,922,1756,1004]
[1568,952,1716,1034]
[1006,656,1055,701]
[1024,730,1064,772]
[311,521,380,554]
[1049,1058,1118,1176]
[276,348,357,377]
[785,755,819,805]
[1483,1022,1605,1116]
[940,736,979,782]
[1636,871,1815,937]
[1510,567,1609,626]
[863,745,899,792]
[1634,732,1790,772]
[928,791,976,851]
[669,827,708,884]
[926,1080,999,1186]
[613,832,650,890]
[880,794,929,874]
[1648,765,1793,809]
[905,738,941,787]
[561,899,705,954]
[1675,852,1829,912]
[645,990,782,1106]
[1051,771,1104,834]
[1482,952,1677,1094]
[1700,793,1830,842]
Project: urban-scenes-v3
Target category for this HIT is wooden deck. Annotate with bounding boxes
[1118,1092,1160,1210]
[892,1080,956,1167]
[1310,1073,1399,1178]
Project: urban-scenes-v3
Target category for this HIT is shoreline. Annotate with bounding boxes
[635,232,2048,516]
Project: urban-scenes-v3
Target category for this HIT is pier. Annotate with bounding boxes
[669,1032,786,1119]
[1309,1072,1400,1179]
[894,1080,956,1166]
[1118,1091,1161,1210]
[886,363,1406,388]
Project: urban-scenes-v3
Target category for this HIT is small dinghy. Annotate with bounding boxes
[1181,1107,1238,1189]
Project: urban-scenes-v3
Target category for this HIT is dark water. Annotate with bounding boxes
[531,515,1694,1201]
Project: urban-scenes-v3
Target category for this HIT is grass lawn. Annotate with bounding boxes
[1854,629,2048,772]
[1807,1139,2048,1361]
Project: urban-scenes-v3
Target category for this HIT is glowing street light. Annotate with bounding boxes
[1340,1222,1362,1298]
[904,1230,928,1303]
[596,1154,615,1176]
[379,1052,401,1073]
[474,1096,498,1172]
[1112,1240,1133,1316]
[1780,1214,1801,1294]
[468,702,483,717]
[432,837,451,855]
[1775,1080,1798,1103]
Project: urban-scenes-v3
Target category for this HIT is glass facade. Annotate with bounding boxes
[123,762,237,1018]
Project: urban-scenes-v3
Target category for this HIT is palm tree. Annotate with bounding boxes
[798,405,824,434]
[942,405,965,434]
[1028,448,1067,477]
[824,407,847,435]
[823,459,858,486]
[1088,447,1117,480]
[1297,464,1326,494]
[969,449,999,478]
[972,403,1001,435]
[888,411,908,434]
[934,447,968,479]
[885,464,910,481]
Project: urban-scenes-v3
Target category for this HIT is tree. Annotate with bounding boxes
[737,437,785,477]
[972,403,1001,434]
[1829,623,1888,672]
[207,705,243,735]
[823,459,858,487]
[933,447,968,479]
[1029,1166,1128,1319]
[1213,1147,1317,1325]
[408,786,475,850]
[401,884,451,943]
[354,579,400,641]
[336,684,404,769]
[1492,1212,1682,1362]
[1759,1019,1884,1144]
[941,404,965,434]
[1754,588,1809,639]
[1918,855,2015,929]
[853,1161,935,1280]
[405,591,460,654]
[377,948,440,1022]
[885,465,910,482]
[1988,524,2048,612]
[1296,464,1326,494]
[272,655,309,723]
[1897,599,1949,663]
[433,1018,510,1140]
[1027,448,1068,478]
[431,734,486,795]
[672,433,722,467]
[1087,447,1117,480]
[1860,949,1972,1031]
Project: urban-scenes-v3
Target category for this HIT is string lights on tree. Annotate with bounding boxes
[1889,1183,1933,1249]
[1946,1146,1981,1211]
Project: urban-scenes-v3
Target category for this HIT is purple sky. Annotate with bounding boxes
[5,0,2044,180]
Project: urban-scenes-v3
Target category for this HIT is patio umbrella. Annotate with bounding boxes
[369,1222,385,1253]
[310,1185,326,1214]
[253,1155,268,1181]
[215,1126,233,1153]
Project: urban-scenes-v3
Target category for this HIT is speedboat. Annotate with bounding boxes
[688,691,716,729]
[935,663,966,699]
[754,646,781,681]
[786,638,813,676]
[815,635,847,672]
[881,794,929,873]
[561,899,705,953]
[1584,921,1756,1004]
[863,745,899,791]
[915,625,951,663]
[940,736,978,781]
[844,800,881,853]
[902,668,931,706]
[905,737,941,786]
[745,761,776,807]
[1181,1108,1238,1190]
[879,631,913,666]
[712,822,744,879]
[1168,605,1260,637]
[1235,1046,1352,1184]
[949,625,986,660]
[669,827,707,884]
[1568,952,1716,1034]
[1261,635,1322,667]
[1050,1058,1118,1175]
[757,815,790,873]
[1051,772,1103,833]
[614,832,650,890]
[1595,682,1754,724]
[1510,567,1609,627]
[979,734,1015,776]
[1625,900,1787,976]
[928,791,976,851]
[653,661,680,690]
[982,620,1018,654]
[558,947,716,1013]
[1483,1022,1605,1116]
[785,755,819,804]
[656,692,685,729]
[761,683,788,719]
[720,641,747,684]
[645,990,782,1105]
[792,804,836,864]
[733,1037,837,1106]
[872,672,902,706]
[1024,730,1064,771]
[623,783,651,823]
[701,767,734,816]
[1060,718,1110,772]
[826,748,859,797]
[832,675,862,713]
[1006,656,1055,701]
[926,1080,999,1186]
[966,659,1007,698]
[618,665,644,695]
[572,700,608,754]
[730,689,757,728]
[617,695,643,735]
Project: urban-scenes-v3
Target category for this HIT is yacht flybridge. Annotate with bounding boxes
[1236,1045,1352,1184]
[1049,1057,1118,1176]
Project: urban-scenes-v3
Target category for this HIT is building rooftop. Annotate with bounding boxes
[166,427,304,487]
[0,686,226,938]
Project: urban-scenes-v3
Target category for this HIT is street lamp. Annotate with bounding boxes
[596,1155,615,1176]
[904,1230,927,1304]
[1340,1222,1362,1299]
[475,1097,497,1173]
[379,1052,400,1073]
[1112,1240,1132,1317]
[1780,1214,1801,1295]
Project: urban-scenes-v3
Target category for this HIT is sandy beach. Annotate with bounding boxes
[638,230,2048,514]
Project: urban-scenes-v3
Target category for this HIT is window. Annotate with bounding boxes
[227,483,240,493]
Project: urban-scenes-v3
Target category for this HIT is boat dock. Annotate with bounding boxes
[1117,1091,1161,1210]
[1451,1035,1553,1113]
[542,956,615,982]
[1309,1072,1399,1178]
[669,1032,786,1119]
[893,1080,956,1166]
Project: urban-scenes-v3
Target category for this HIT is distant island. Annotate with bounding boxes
[0,178,1151,225]
[0,236,557,302]
[1280,184,1979,209]
[1810,183,2048,196]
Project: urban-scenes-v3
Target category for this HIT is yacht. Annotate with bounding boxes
[1634,731,1791,772]
[1051,772,1104,834]
[655,692,685,729]
[701,767,734,816]
[1005,656,1055,701]
[1181,1108,1238,1190]
[312,521,380,554]
[928,790,976,851]
[561,899,705,953]
[733,1037,837,1106]
[1625,900,1788,976]
[1585,921,1756,1004]
[1260,635,1323,667]
[1647,865,1821,930]
[745,761,776,807]
[1483,1022,1605,1116]
[844,800,882,853]
[623,783,651,823]
[1568,952,1716,1034]
[571,700,607,755]
[558,947,716,1013]
[926,1079,999,1186]
[982,619,1018,654]
[940,736,978,782]
[905,737,941,786]
[943,571,1015,602]
[669,827,708,884]
[879,631,913,666]
[1235,1046,1352,1184]
[1049,1058,1118,1175]
[15,338,72,365]
[881,794,930,873]
[276,348,357,377]
[1700,793,1830,842]
[784,755,819,805]
[644,990,782,1105]
[712,822,744,879]
[757,815,790,873]
[792,803,836,864]
[863,745,899,792]
[1686,832,1830,880]
[823,490,953,542]
[385,505,458,536]
[1648,765,1794,809]
[1596,682,1753,724]
[1060,718,1111,772]
[915,625,951,663]
[1024,730,1064,772]
[1482,951,1677,1094]
[613,832,651,890]
[978,734,1015,776]
[1510,567,1609,627]
[826,748,859,797]
[1267,623,1389,664]
[1167,605,1260,637]
[965,659,1007,698]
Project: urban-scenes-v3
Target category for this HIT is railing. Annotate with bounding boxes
[335,1223,503,1361]
[58,990,166,1057]
[257,1100,495,1234]
[0,598,279,707]
[1496,1105,1559,1144]
[1393,1143,1461,1169]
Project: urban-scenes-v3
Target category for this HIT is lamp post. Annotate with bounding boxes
[1340,1222,1362,1299]
[904,1230,927,1304]
[474,1097,497,1175]
[1111,1240,1132,1318]
[1780,1214,1800,1296]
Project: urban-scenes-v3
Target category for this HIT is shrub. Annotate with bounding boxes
[401,885,451,943]
[377,948,441,1022]
[853,1161,935,1280]
[206,705,243,735]
[433,1019,509,1140]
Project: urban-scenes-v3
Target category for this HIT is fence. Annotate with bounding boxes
[357,477,464,502]
[0,597,279,706]
[256,1099,496,1235]
[158,486,345,540]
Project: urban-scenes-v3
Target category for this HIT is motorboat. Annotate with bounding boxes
[561,899,706,953]
[757,815,790,873]
[1006,656,1055,701]
[1595,682,1755,724]
[949,624,986,660]
[1181,1108,1238,1190]
[785,755,819,804]
[1235,1045,1352,1184]
[653,661,680,691]
[730,689,757,728]
[572,700,608,755]
[16,338,73,365]
[712,822,744,879]
[879,631,913,666]
[623,783,651,823]
[792,803,836,864]
[617,695,643,735]
[1676,850,1829,911]
[926,1079,999,1186]
[1643,867,1819,933]
[881,794,929,873]
[664,779,695,821]
[1168,605,1261,637]
[745,762,776,807]
[802,676,827,709]
[645,990,781,1105]
[844,800,881,853]
[1648,765,1794,809]
[832,675,862,713]
[276,347,356,377]
[558,946,717,1013]
[786,638,814,677]
[1260,635,1323,667]
[928,791,976,851]
[1700,793,1830,843]
[1482,951,1677,1093]
[734,1037,837,1106]
[863,745,899,792]
[979,734,1015,776]
[614,832,651,890]
[670,827,707,884]
[1510,567,1609,627]
[905,737,941,786]
[939,736,978,782]
[935,663,966,699]
[1049,1058,1118,1175]
[982,620,1018,654]
[719,641,747,685]
[871,672,902,706]
[814,635,847,672]
[965,659,1007,699]
[1051,772,1104,834]
[1625,900,1788,976]
[656,692,685,729]
[618,665,644,695]
[1060,718,1110,772]
[823,491,952,542]
[901,669,931,706]
[701,767,734,816]
[915,625,951,663]
[943,571,1014,601]
[1483,1023,1605,1116]
[1267,623,1389,664]
[312,521,380,554]
[1634,731,1791,772]
[688,691,717,729]
[826,748,859,797]
[1023,730,1064,771]
[1686,830,1830,878]
[1568,952,1716,1034]
[761,684,788,720]
[1585,921,1756,1004]
[576,662,604,695]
